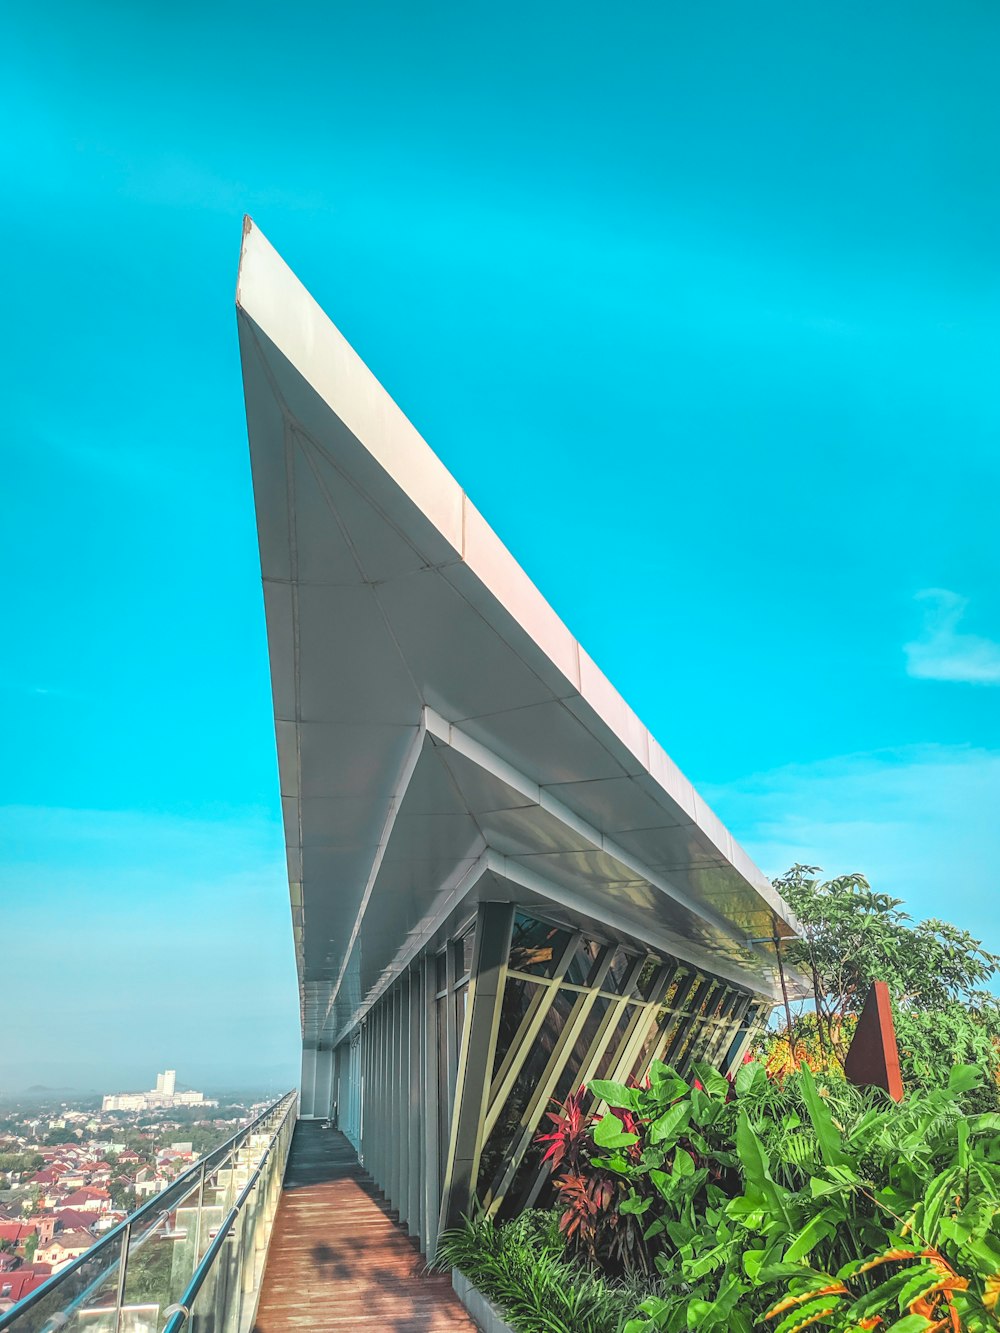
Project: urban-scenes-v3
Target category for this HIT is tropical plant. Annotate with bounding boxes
[535,1059,1000,1331]
[433,1209,641,1333]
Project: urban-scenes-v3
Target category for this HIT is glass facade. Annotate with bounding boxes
[327,904,765,1253]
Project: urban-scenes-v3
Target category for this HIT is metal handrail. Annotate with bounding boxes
[161,1137,277,1333]
[0,1091,296,1331]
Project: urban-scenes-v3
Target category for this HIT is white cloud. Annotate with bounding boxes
[905,588,1000,684]
[701,744,1000,956]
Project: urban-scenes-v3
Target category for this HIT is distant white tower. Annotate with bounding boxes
[155,1072,165,1092]
[162,1070,176,1097]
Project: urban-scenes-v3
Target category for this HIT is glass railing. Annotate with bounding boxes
[0,1091,297,1333]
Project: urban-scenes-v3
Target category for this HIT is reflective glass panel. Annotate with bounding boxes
[507,914,571,977]
[605,947,640,995]
[491,975,545,1080]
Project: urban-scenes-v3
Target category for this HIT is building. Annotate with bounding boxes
[33,1231,94,1273]
[154,1071,176,1097]
[236,221,806,1257]
[0,1265,53,1312]
[101,1071,215,1112]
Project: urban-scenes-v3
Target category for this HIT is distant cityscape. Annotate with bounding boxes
[0,1073,266,1312]
[101,1069,216,1112]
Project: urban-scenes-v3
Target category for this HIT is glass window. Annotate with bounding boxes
[591,1003,639,1082]
[491,975,545,1081]
[563,937,604,987]
[630,1009,671,1084]
[436,995,450,1189]
[459,929,476,978]
[605,947,640,995]
[551,993,611,1104]
[477,987,576,1210]
[508,913,572,977]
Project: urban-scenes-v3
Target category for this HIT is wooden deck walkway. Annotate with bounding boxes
[253,1121,478,1332]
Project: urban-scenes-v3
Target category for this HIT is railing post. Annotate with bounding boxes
[191,1159,208,1271]
[113,1222,131,1333]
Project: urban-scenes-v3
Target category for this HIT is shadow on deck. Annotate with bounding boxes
[253,1121,477,1332]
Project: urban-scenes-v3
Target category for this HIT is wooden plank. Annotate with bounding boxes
[253,1122,476,1332]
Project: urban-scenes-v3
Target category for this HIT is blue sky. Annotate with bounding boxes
[2,1,998,1093]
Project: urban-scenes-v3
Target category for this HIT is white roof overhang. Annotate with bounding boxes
[236,219,805,1045]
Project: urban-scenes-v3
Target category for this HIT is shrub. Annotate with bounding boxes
[433,1209,642,1333]
[536,1060,1000,1331]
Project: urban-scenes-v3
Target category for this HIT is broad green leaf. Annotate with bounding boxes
[649,1100,691,1146]
[741,1248,766,1281]
[644,1298,671,1317]
[844,1267,922,1321]
[948,1063,982,1094]
[685,1298,713,1329]
[648,1062,690,1103]
[797,1063,849,1168]
[735,1061,766,1098]
[756,1262,831,1283]
[588,1079,642,1111]
[809,1173,850,1199]
[735,1110,791,1226]
[592,1111,639,1149]
[690,1062,729,1100]
[682,1244,726,1280]
[590,1152,633,1174]
[649,1168,677,1201]
[782,1207,835,1263]
[958,1117,970,1171]
[620,1192,653,1215]
[673,1147,695,1178]
[897,1266,946,1313]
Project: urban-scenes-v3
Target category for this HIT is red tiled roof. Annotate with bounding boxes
[56,1189,107,1207]
[0,1270,49,1303]
[0,1224,35,1243]
[53,1210,98,1231]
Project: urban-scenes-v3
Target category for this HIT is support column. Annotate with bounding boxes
[299,1044,318,1118]
[438,901,514,1233]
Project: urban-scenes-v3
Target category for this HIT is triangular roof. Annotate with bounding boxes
[237,220,804,1046]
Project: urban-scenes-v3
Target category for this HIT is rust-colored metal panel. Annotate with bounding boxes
[843,981,904,1102]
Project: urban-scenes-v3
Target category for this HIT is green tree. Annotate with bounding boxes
[0,1152,44,1174]
[770,864,1000,1101]
[23,1232,38,1262]
[109,1178,137,1211]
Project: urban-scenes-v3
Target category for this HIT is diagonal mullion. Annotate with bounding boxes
[662,976,715,1072]
[482,945,616,1215]
[690,986,739,1071]
[483,931,582,1142]
[632,969,698,1085]
[488,953,645,1214]
[723,1000,767,1075]
[691,985,741,1070]
[550,952,648,1099]
[520,962,676,1211]
[703,989,753,1070]
[603,964,675,1091]
[677,986,730,1077]
[438,902,515,1233]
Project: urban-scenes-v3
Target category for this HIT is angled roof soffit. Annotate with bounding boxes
[236,218,803,1044]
